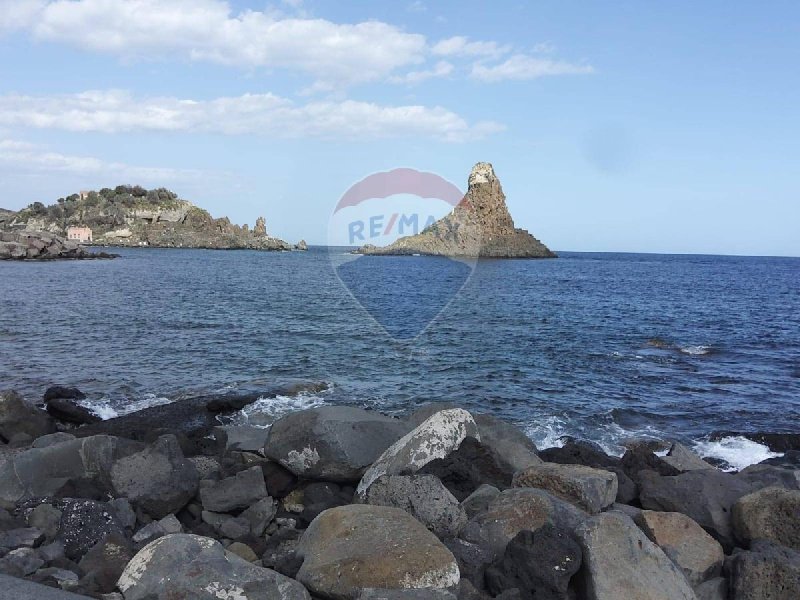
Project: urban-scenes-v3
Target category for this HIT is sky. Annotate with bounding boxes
[0,1,798,256]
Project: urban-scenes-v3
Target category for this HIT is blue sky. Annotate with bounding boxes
[1,1,798,255]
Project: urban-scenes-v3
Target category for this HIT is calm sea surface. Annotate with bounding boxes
[2,247,798,467]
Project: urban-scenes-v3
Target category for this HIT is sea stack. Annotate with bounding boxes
[359,162,556,258]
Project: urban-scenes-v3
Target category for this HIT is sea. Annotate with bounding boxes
[2,247,799,471]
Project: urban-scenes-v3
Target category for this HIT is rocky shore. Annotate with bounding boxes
[1,389,798,599]
[0,231,118,261]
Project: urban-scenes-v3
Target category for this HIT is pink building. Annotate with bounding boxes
[66,226,93,243]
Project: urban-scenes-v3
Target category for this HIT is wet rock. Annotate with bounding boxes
[363,474,467,539]
[199,465,267,513]
[461,488,587,561]
[43,386,87,403]
[512,462,617,514]
[575,512,696,600]
[117,533,310,599]
[78,533,133,594]
[0,390,55,443]
[0,547,44,576]
[485,525,582,600]
[538,438,617,468]
[638,469,756,550]
[732,487,800,550]
[357,408,480,499]
[461,484,500,519]
[28,503,62,539]
[264,406,410,482]
[727,539,800,600]
[662,443,717,472]
[634,510,724,586]
[110,434,199,518]
[297,504,459,599]
[57,499,125,561]
[32,432,76,448]
[240,497,277,536]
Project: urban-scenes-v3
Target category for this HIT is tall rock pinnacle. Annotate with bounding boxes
[359,162,556,258]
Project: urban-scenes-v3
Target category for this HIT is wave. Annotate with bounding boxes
[79,393,172,420]
[693,436,783,471]
[227,387,332,427]
[679,345,713,356]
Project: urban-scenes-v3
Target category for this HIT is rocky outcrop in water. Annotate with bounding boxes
[358,163,556,258]
[0,231,117,261]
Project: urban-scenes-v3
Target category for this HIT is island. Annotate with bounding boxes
[357,162,556,258]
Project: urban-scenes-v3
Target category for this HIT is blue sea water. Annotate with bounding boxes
[1,247,799,467]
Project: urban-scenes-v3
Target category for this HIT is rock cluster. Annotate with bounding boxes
[358,163,556,258]
[0,231,117,261]
[1,389,799,599]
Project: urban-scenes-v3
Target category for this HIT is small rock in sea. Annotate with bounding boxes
[296,504,459,598]
[727,539,800,599]
[42,386,86,402]
[199,465,267,513]
[732,487,800,550]
[634,510,724,587]
[117,534,310,600]
[44,397,101,425]
[512,462,618,514]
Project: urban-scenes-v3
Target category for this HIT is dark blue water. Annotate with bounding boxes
[1,247,799,464]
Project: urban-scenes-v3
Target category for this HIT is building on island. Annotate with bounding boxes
[78,190,90,200]
[66,226,93,243]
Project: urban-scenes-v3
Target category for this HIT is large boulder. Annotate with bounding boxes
[0,435,142,506]
[727,539,800,600]
[296,504,459,599]
[199,466,267,513]
[472,413,541,473]
[362,474,467,539]
[56,498,125,561]
[575,512,696,600]
[661,443,717,473]
[264,406,410,482]
[512,463,617,514]
[484,525,582,600]
[461,488,587,561]
[0,390,55,442]
[732,487,800,550]
[44,398,101,425]
[117,533,310,599]
[110,434,199,518]
[638,469,756,550]
[356,409,479,499]
[634,510,724,587]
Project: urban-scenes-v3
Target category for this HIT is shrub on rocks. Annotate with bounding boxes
[634,510,724,587]
[117,533,310,600]
[362,474,467,539]
[726,539,800,600]
[296,504,459,599]
[264,406,410,482]
[356,408,480,499]
[575,512,696,600]
[732,487,800,550]
[199,465,267,513]
[512,462,618,514]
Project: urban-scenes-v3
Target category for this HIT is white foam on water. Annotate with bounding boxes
[679,345,713,356]
[693,436,783,472]
[79,393,173,420]
[525,415,569,450]
[230,390,329,427]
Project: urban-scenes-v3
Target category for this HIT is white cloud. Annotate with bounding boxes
[0,138,203,181]
[471,54,594,82]
[388,61,453,85]
[1,0,426,86]
[431,36,510,59]
[407,1,426,13]
[0,90,503,142]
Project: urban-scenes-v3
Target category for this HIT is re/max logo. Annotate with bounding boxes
[348,213,437,244]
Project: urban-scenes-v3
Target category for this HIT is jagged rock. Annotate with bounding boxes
[117,534,310,599]
[132,514,182,544]
[359,163,555,258]
[620,445,681,485]
[461,484,500,519]
[199,466,267,513]
[512,463,618,514]
[732,487,800,550]
[638,469,757,550]
[0,231,112,260]
[363,474,467,539]
[575,512,696,600]
[254,216,267,236]
[56,499,125,561]
[240,497,277,537]
[109,434,199,518]
[0,390,55,443]
[662,443,717,472]
[460,488,587,561]
[485,525,582,600]
[634,510,724,586]
[264,406,410,482]
[296,504,459,599]
[727,539,800,600]
[201,511,251,539]
[295,239,308,251]
[357,408,479,499]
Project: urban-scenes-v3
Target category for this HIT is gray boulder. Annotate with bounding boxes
[461,488,587,561]
[201,510,251,539]
[0,547,44,576]
[296,504,459,599]
[215,425,270,453]
[634,510,724,587]
[117,533,310,599]
[363,474,467,539]
[575,512,696,600]
[0,390,55,442]
[662,443,717,473]
[264,406,410,482]
[199,465,267,513]
[357,408,480,499]
[28,503,62,539]
[56,498,125,561]
[0,527,44,549]
[737,463,800,490]
[240,496,277,536]
[473,413,541,472]
[461,484,500,519]
[31,432,76,448]
[727,539,800,600]
[110,434,198,518]
[132,514,182,544]
[512,462,617,514]
[78,533,133,594]
[732,487,800,550]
